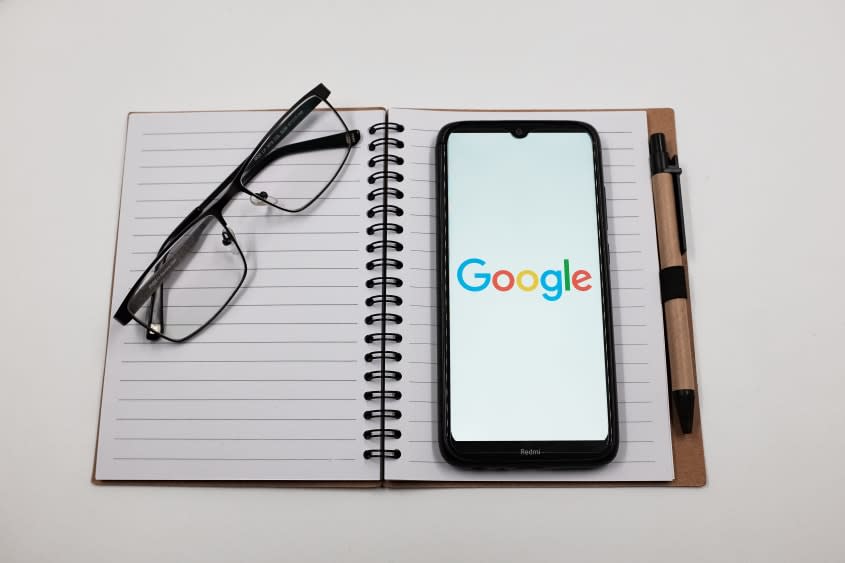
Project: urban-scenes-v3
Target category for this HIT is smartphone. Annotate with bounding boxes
[436,121,618,468]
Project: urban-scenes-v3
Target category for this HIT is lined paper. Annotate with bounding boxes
[95,109,385,481]
[387,109,674,481]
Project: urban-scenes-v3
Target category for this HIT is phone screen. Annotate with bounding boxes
[447,130,610,442]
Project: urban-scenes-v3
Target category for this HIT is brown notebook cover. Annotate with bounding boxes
[94,107,704,488]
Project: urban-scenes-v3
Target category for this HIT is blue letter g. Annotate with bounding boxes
[457,258,490,291]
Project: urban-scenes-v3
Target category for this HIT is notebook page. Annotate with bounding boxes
[387,108,674,481]
[95,109,384,481]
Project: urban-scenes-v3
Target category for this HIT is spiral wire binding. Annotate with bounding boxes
[363,119,405,463]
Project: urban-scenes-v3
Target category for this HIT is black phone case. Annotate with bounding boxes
[435,120,619,469]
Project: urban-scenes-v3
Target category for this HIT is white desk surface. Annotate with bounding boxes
[2,1,844,561]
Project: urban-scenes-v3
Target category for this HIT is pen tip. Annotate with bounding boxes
[672,389,695,434]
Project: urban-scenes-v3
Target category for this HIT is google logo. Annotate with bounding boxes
[456,258,593,302]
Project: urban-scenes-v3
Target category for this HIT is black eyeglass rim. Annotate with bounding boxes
[113,83,359,335]
[116,213,247,342]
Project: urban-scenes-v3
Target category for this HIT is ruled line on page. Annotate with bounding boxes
[135,199,363,204]
[142,146,255,151]
[121,359,358,364]
[115,417,358,421]
[133,303,359,307]
[138,162,361,168]
[113,457,357,462]
[123,340,359,345]
[130,249,359,254]
[134,213,361,219]
[116,397,358,402]
[114,437,358,441]
[137,179,360,186]
[128,285,361,290]
[120,322,360,327]
[131,231,363,236]
[118,378,359,382]
[129,267,363,273]
[142,127,343,136]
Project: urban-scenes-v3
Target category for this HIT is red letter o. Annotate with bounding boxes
[492,270,515,291]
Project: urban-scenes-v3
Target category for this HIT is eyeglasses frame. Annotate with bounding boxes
[113,83,361,342]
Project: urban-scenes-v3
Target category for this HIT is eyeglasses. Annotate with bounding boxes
[113,84,361,342]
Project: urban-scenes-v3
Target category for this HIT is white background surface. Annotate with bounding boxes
[1,0,843,561]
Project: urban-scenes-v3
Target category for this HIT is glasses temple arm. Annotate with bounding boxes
[241,130,360,185]
[242,84,331,179]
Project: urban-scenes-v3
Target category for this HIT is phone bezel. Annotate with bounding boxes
[435,120,619,468]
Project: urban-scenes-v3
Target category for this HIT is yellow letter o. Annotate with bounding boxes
[516,269,539,291]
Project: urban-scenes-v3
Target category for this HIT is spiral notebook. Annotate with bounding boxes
[94,106,705,486]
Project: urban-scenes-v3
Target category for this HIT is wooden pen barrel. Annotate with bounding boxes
[652,172,695,392]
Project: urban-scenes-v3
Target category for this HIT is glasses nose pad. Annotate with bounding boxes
[221,230,240,254]
[249,191,279,207]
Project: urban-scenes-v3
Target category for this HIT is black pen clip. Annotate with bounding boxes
[666,155,686,255]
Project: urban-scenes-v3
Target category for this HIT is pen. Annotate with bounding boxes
[649,132,696,434]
